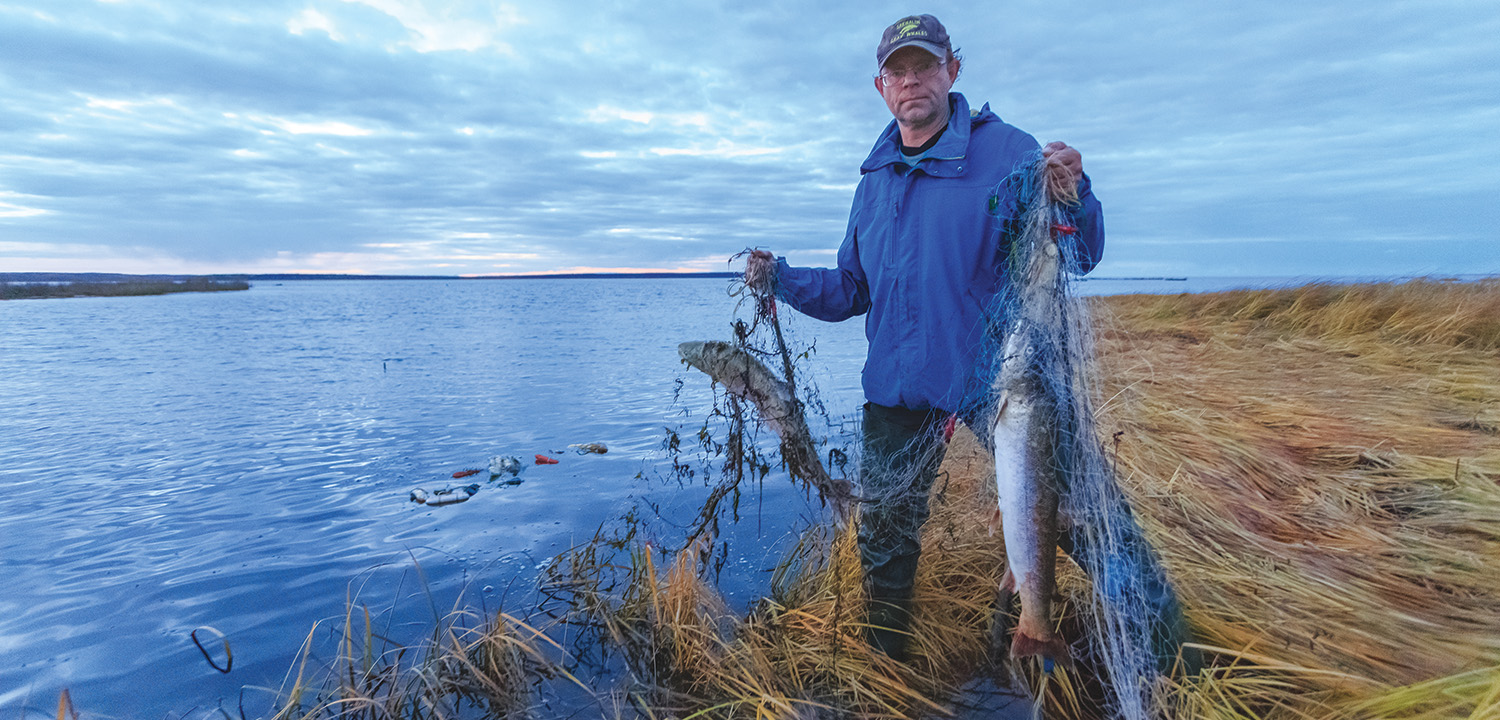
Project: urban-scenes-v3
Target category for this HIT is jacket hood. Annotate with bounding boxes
[860,92,1001,178]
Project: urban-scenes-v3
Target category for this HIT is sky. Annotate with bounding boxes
[0,0,1496,278]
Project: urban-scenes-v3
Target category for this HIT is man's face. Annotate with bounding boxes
[875,46,959,133]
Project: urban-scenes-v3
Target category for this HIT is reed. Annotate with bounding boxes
[1094,277,1500,718]
[540,422,1102,718]
[259,570,583,720]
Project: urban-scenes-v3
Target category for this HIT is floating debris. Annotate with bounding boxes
[452,468,483,479]
[569,442,608,455]
[190,626,233,674]
[410,484,480,506]
[534,454,559,465]
[489,455,523,477]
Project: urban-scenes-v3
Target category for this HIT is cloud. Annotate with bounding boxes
[339,0,524,53]
[253,116,376,136]
[0,0,1496,277]
[287,8,342,40]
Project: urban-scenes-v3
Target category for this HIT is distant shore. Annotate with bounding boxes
[4,273,1493,302]
[0,271,745,284]
[0,271,1198,283]
[0,277,250,300]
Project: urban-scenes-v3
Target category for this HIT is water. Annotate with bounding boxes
[0,275,1335,717]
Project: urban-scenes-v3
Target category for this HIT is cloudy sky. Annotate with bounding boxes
[1,0,1496,277]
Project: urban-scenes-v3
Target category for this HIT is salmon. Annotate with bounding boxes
[992,160,1074,664]
[678,340,854,524]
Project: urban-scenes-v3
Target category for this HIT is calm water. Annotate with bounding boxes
[0,275,1335,717]
[0,278,873,718]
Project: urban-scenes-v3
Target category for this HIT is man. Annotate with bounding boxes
[744,14,1105,660]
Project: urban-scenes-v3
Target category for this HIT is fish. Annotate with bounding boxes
[991,196,1073,664]
[677,340,853,524]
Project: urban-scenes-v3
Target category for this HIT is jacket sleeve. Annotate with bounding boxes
[773,213,872,322]
[1064,172,1105,275]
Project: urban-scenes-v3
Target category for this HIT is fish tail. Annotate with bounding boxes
[1010,627,1070,665]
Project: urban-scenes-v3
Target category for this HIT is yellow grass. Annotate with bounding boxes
[258,570,585,719]
[1096,278,1500,718]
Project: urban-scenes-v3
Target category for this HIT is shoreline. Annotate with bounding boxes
[0,277,250,300]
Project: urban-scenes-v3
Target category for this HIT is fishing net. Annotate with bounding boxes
[964,152,1190,719]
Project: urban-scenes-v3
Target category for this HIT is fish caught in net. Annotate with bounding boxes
[673,264,856,546]
[973,151,1196,719]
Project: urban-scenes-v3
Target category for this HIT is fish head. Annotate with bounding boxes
[678,341,755,396]
[677,340,734,370]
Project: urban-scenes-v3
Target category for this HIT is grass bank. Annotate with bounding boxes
[1097,278,1500,718]
[246,277,1500,718]
[0,277,249,300]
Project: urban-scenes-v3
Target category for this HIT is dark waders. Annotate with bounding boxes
[859,402,950,661]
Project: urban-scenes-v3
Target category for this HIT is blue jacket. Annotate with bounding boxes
[775,93,1104,414]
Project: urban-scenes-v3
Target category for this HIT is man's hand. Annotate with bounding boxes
[745,249,776,294]
[1042,141,1083,205]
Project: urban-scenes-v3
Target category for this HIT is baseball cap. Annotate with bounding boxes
[876,14,952,69]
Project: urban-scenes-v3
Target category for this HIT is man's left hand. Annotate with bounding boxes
[1042,141,1083,204]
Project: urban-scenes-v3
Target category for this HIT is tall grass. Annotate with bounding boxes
[259,571,584,720]
[1094,277,1500,717]
[1114,277,1500,351]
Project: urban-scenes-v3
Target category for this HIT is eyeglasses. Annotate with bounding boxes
[877,59,947,87]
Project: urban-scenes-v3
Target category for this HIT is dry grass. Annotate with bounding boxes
[1094,277,1500,717]
[551,505,1001,719]
[259,574,583,720]
[542,385,1117,718]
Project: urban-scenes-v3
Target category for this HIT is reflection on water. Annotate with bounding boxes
[0,275,1314,715]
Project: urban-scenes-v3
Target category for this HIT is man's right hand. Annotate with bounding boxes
[745,249,775,294]
[1042,141,1083,205]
